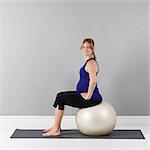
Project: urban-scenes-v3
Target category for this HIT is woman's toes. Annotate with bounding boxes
[43,128,50,133]
[42,132,48,136]
[42,130,61,137]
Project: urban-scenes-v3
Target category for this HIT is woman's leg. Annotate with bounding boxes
[42,91,76,136]
[42,91,102,136]
[42,105,64,136]
[53,105,64,129]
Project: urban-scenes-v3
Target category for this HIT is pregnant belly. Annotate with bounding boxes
[76,80,88,93]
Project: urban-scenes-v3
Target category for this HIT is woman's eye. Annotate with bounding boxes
[82,46,91,49]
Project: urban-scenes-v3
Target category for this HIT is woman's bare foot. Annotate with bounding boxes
[42,126,61,133]
[42,127,53,133]
[42,128,61,136]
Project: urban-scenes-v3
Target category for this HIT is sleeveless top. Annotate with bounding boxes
[76,58,103,101]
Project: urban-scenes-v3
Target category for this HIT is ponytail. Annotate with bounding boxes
[93,50,96,59]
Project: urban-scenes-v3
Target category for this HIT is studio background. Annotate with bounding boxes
[0,0,149,115]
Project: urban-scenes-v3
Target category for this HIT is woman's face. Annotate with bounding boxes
[81,42,93,57]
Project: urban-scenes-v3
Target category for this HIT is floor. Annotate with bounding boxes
[0,116,150,150]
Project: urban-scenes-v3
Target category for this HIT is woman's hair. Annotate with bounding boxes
[80,38,96,59]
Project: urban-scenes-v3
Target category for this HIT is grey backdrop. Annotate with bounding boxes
[0,0,149,115]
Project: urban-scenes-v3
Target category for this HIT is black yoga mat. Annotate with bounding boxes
[10,129,145,139]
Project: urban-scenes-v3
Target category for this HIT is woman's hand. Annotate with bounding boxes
[80,93,91,100]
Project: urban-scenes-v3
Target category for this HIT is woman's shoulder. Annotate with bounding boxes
[85,58,96,64]
[86,58,97,66]
[85,58,99,73]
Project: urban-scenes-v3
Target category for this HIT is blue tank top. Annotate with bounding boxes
[76,58,103,101]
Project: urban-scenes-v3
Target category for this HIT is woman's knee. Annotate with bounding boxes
[53,100,64,110]
[56,92,63,97]
[55,95,64,104]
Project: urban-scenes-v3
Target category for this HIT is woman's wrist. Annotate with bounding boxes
[85,92,92,100]
[86,81,96,99]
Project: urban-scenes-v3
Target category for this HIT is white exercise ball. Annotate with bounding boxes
[75,101,117,136]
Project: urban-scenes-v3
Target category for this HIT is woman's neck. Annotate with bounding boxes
[84,54,94,62]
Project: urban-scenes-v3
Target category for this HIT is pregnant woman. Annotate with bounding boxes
[42,38,103,136]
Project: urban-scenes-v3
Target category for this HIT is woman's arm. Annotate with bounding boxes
[81,60,98,100]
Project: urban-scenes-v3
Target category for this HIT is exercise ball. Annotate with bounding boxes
[75,101,117,136]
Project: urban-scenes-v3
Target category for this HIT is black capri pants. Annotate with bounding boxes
[53,91,102,110]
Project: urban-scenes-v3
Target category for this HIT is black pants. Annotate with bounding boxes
[53,91,102,110]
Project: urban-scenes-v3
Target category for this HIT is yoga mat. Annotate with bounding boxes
[10,129,145,139]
